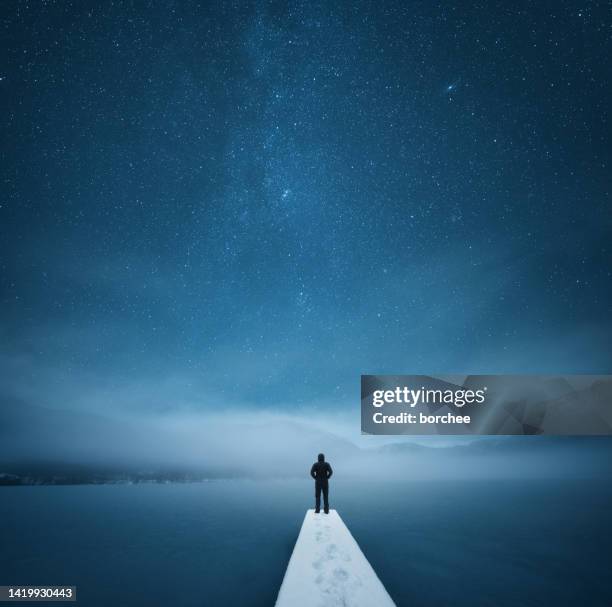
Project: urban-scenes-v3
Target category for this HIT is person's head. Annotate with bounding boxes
[318,453,325,462]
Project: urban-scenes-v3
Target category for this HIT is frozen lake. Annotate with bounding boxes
[1,479,611,606]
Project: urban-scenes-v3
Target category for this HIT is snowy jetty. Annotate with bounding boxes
[275,509,396,607]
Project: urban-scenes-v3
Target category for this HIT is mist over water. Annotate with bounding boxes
[2,399,612,481]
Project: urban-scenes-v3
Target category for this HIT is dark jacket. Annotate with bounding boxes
[310,455,333,483]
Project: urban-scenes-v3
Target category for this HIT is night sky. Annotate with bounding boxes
[1,1,611,416]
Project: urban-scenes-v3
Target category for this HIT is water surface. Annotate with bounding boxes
[1,479,611,606]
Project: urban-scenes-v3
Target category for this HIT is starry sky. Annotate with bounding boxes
[1,1,611,417]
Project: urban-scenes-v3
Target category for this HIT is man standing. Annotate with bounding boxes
[310,453,333,514]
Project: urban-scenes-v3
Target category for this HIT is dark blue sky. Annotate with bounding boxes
[1,1,610,414]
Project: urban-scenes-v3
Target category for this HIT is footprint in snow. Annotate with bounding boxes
[333,567,349,582]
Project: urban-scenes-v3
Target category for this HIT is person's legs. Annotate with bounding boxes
[315,482,321,513]
[322,482,329,513]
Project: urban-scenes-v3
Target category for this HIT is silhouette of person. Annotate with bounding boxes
[310,453,333,514]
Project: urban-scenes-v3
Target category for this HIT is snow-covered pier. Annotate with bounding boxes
[275,510,396,607]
